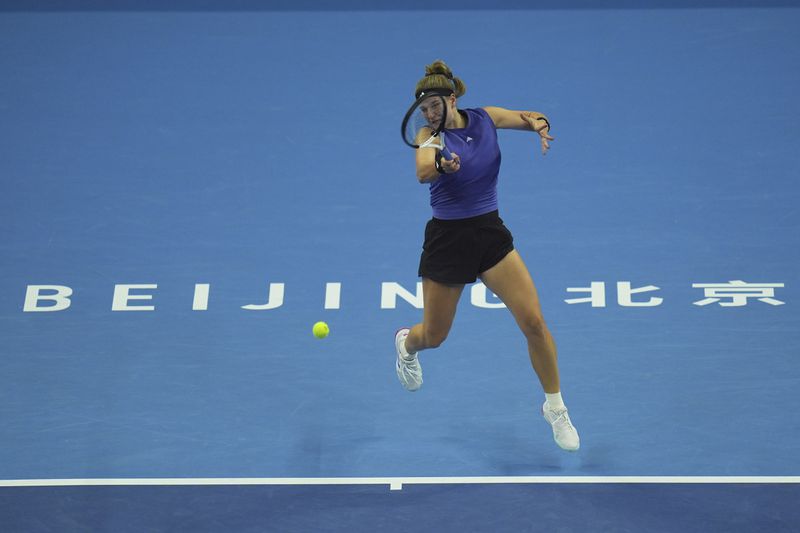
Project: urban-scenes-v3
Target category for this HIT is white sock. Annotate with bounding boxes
[545,392,565,410]
[401,338,417,361]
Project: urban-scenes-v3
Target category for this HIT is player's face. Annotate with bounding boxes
[420,97,444,126]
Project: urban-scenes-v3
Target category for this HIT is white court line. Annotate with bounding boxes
[1,477,799,491]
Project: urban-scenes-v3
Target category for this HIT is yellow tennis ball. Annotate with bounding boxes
[312,321,329,339]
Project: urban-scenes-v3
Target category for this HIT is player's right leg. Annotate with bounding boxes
[406,277,464,353]
[396,278,464,391]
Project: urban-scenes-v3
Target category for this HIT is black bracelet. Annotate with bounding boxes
[536,117,551,131]
[434,152,445,174]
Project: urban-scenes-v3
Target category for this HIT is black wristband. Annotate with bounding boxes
[434,152,445,174]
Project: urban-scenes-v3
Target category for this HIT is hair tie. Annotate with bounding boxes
[427,71,453,80]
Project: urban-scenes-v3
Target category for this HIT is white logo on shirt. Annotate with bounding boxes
[466,136,473,142]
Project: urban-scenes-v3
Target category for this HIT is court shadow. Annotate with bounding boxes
[437,420,619,476]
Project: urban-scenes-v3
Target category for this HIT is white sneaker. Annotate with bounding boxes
[395,328,422,392]
[542,402,580,451]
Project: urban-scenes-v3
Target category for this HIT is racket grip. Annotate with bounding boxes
[440,145,452,160]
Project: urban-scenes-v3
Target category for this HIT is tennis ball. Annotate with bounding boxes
[312,321,329,339]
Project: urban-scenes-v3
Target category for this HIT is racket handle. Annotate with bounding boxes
[438,131,452,160]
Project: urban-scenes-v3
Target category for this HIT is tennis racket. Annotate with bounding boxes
[401,89,453,160]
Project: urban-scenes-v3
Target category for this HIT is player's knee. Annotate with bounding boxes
[520,313,547,340]
[423,327,450,349]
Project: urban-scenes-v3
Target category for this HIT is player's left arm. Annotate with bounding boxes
[483,106,554,155]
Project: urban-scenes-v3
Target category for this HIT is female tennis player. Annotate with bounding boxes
[395,60,579,452]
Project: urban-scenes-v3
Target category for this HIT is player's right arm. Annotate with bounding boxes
[415,127,441,183]
[414,128,460,183]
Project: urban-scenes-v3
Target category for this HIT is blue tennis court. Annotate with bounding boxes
[1,0,799,530]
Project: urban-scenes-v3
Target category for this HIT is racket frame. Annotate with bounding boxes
[401,89,453,159]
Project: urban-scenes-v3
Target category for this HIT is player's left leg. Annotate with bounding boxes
[479,249,559,393]
[480,249,580,451]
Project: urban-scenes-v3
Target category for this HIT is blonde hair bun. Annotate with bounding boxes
[415,59,467,98]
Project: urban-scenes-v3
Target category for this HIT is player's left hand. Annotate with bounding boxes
[521,112,554,156]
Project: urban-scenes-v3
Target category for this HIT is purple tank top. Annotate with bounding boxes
[429,107,501,220]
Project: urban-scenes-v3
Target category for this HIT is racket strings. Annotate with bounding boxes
[401,94,449,153]
[405,108,432,145]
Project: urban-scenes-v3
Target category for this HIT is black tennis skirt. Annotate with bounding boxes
[418,210,515,284]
